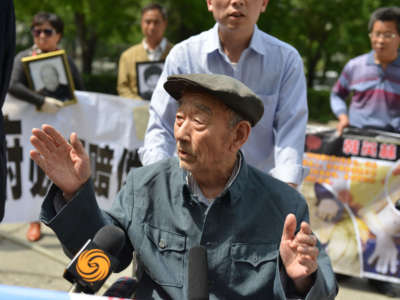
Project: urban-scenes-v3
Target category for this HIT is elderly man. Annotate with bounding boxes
[139,0,308,189]
[117,3,172,100]
[31,74,337,299]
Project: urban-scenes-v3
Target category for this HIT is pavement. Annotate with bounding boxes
[1,222,400,299]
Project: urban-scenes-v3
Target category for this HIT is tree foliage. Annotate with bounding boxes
[13,0,400,83]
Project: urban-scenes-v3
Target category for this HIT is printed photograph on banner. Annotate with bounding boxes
[301,125,400,283]
[136,61,164,100]
[21,50,77,106]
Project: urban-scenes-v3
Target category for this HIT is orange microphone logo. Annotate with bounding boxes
[76,249,111,282]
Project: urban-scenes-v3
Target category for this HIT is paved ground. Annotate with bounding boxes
[0,222,399,299]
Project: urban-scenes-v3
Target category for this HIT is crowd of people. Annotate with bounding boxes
[1,0,400,299]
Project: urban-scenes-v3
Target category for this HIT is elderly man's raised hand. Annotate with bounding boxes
[280,214,318,294]
[30,124,91,200]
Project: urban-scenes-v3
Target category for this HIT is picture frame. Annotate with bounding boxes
[21,49,77,106]
[136,61,164,100]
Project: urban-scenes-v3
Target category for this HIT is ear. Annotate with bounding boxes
[55,33,62,44]
[230,121,251,152]
[206,0,213,12]
[260,0,269,13]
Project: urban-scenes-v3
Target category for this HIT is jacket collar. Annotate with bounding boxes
[180,151,248,206]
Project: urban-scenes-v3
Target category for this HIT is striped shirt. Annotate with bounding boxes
[330,50,400,132]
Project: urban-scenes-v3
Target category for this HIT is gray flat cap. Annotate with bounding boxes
[164,73,264,126]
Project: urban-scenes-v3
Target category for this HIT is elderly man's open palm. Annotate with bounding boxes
[280,214,319,292]
[30,124,91,199]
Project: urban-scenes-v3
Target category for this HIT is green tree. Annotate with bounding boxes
[259,0,400,88]
[14,0,141,74]
[13,0,400,82]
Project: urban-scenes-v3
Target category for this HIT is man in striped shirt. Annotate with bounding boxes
[331,6,400,135]
[330,6,400,297]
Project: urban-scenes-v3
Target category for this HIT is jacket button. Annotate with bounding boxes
[159,239,166,249]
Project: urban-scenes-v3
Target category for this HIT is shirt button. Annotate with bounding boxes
[159,239,166,249]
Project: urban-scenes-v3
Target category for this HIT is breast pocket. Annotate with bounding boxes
[230,243,278,293]
[139,223,186,287]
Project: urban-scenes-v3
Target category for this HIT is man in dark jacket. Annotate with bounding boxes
[0,0,16,221]
[31,74,338,299]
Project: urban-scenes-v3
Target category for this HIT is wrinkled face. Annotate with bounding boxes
[32,21,61,52]
[370,20,400,61]
[174,92,235,175]
[40,66,59,91]
[206,0,268,33]
[141,9,167,44]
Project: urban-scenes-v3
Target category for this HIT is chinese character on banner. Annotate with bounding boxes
[361,141,378,158]
[89,144,114,198]
[379,144,397,160]
[343,139,360,156]
[4,117,23,200]
[117,148,142,190]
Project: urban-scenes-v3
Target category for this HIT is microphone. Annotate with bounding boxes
[188,246,209,300]
[63,224,126,294]
[103,276,138,298]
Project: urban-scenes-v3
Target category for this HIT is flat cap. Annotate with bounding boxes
[164,73,264,126]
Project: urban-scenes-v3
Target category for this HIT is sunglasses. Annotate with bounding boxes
[31,28,56,37]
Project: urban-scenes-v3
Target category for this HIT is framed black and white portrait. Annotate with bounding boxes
[22,49,77,105]
[136,61,164,100]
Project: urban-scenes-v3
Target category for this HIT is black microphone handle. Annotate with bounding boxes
[69,282,84,294]
[188,246,209,300]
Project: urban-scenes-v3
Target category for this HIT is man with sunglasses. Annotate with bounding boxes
[330,6,400,297]
[8,11,84,242]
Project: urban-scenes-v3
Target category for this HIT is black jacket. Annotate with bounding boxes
[0,0,15,221]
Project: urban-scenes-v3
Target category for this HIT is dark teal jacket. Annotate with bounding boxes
[41,157,338,299]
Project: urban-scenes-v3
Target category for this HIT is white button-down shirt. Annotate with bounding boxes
[139,23,308,185]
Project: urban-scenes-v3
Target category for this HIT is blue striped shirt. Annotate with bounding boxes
[330,51,400,132]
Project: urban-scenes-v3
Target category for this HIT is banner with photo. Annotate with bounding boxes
[301,125,400,284]
[2,91,149,223]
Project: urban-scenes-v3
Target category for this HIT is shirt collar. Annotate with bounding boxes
[367,50,400,67]
[204,23,265,57]
[392,50,400,66]
[204,23,221,54]
[247,24,265,55]
[31,44,59,56]
[366,51,376,65]
[142,38,167,59]
[185,152,243,205]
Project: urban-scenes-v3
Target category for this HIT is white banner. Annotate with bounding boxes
[2,91,149,223]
